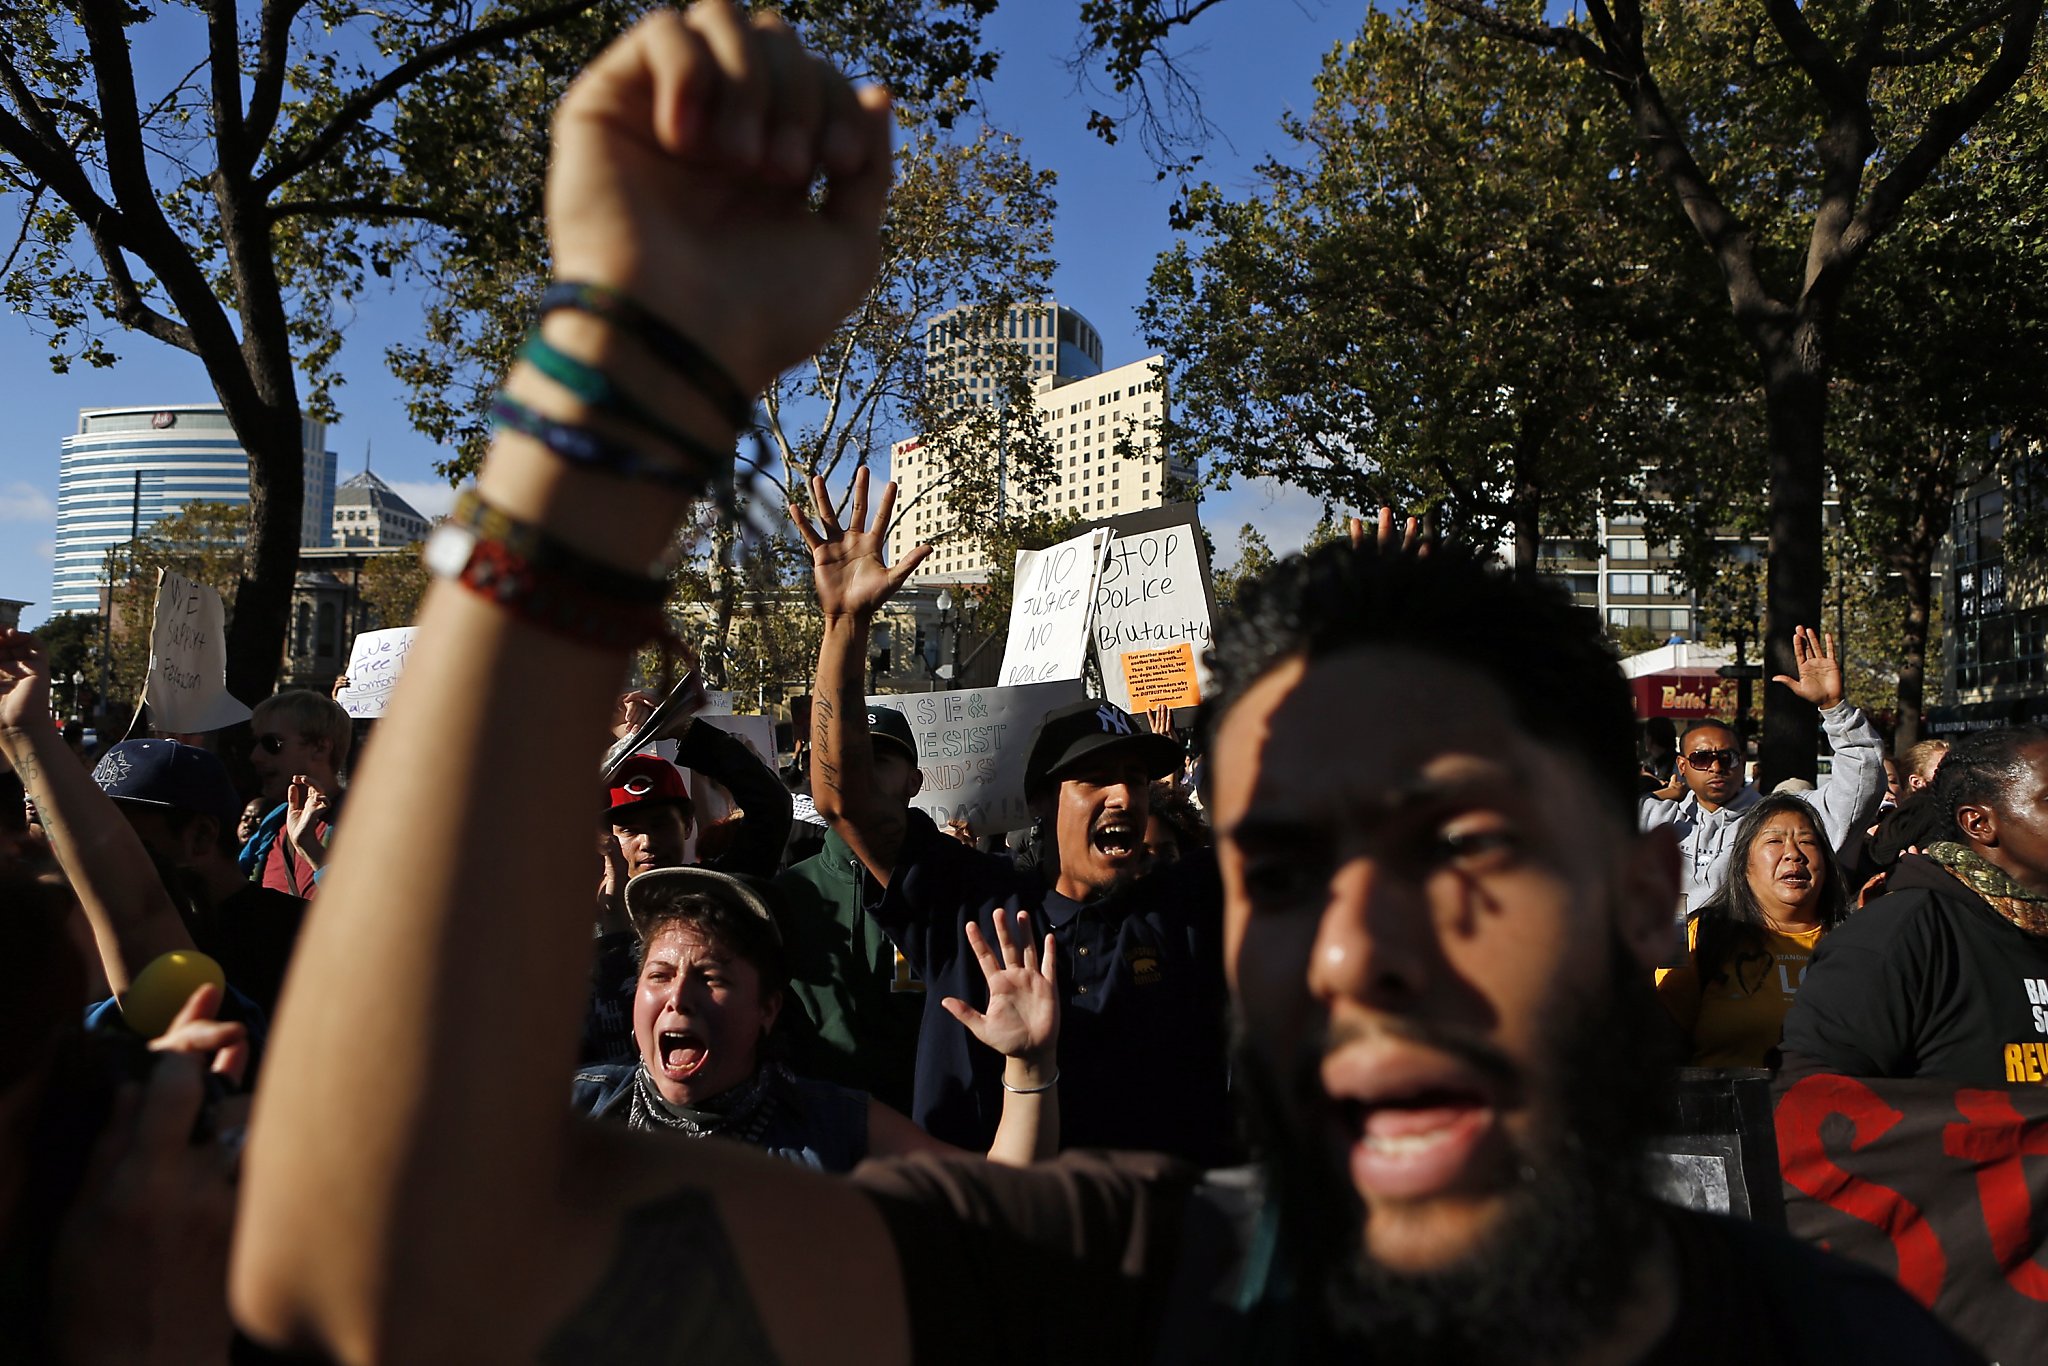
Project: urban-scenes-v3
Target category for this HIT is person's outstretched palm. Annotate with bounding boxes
[792,467,928,618]
[1771,625,1845,710]
[0,630,53,734]
[942,910,1058,1068]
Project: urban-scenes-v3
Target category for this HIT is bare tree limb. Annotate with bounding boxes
[203,0,247,172]
[255,0,605,196]
[1877,2,2010,66]
[269,196,463,226]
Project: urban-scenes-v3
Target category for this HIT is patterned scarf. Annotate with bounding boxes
[626,1060,788,1143]
[1926,841,2048,936]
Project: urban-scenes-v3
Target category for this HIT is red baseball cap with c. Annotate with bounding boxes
[606,754,690,818]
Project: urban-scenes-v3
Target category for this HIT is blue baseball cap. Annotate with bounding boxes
[91,740,244,832]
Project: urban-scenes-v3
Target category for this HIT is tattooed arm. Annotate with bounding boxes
[230,8,908,1362]
[793,466,928,886]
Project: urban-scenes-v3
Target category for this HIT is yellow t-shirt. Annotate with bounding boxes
[1655,919,1825,1069]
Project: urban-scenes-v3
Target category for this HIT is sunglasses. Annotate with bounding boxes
[1684,748,1741,771]
[253,733,292,754]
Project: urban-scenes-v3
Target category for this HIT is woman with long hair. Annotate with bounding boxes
[1657,792,1851,1067]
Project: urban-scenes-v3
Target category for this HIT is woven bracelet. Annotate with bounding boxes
[539,281,754,431]
[425,523,668,652]
[517,332,735,485]
[448,490,670,604]
[489,394,709,496]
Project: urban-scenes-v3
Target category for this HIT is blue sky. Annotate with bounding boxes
[0,1,1361,630]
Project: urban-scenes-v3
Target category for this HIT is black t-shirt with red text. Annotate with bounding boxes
[1782,854,2048,1086]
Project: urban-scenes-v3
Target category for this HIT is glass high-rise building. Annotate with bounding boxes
[50,404,336,615]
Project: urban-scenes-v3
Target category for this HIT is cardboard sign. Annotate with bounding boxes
[997,529,1111,686]
[141,571,250,733]
[1091,510,1217,713]
[334,628,417,719]
[868,680,1085,833]
[1120,642,1201,710]
[1775,1072,2048,1365]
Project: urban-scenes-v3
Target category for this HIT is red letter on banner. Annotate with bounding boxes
[1777,1074,1946,1306]
[1942,1088,2048,1302]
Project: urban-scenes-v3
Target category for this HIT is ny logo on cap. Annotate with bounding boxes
[1096,705,1132,736]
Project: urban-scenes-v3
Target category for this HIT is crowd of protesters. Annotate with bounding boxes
[0,4,2039,1363]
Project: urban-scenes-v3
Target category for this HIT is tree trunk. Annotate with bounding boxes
[1890,446,1958,752]
[1758,349,1828,790]
[224,405,307,706]
[1510,438,1542,583]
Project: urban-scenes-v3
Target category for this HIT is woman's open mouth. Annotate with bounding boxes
[657,1030,709,1081]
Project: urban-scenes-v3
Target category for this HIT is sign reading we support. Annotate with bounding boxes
[334,628,417,719]
[868,680,1084,833]
[1774,1072,2048,1366]
[1092,507,1217,713]
[141,571,251,733]
[997,529,1111,685]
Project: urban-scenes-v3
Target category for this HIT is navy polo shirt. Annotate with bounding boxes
[875,809,1236,1165]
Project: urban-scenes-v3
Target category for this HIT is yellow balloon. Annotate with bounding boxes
[121,950,227,1039]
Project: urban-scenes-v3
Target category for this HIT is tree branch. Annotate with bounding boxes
[255,0,605,196]
[243,0,312,168]
[204,0,247,172]
[85,214,198,352]
[1877,2,2010,66]
[1761,0,1869,120]
[1840,0,2044,265]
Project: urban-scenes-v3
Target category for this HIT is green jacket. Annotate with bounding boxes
[775,825,925,1114]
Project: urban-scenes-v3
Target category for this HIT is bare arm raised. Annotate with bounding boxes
[792,466,928,885]
[231,8,910,1363]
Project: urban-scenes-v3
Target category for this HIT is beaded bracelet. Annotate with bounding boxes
[425,522,669,651]
[517,332,735,484]
[538,281,754,431]
[489,394,709,496]
[447,489,671,603]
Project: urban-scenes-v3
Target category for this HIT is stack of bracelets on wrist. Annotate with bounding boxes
[491,280,753,500]
[426,490,672,651]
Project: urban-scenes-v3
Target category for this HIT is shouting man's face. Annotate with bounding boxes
[1211,645,1676,1362]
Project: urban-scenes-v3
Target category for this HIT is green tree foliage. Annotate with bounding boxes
[1210,523,1275,609]
[1142,4,1738,575]
[32,611,104,718]
[1,0,1010,708]
[357,543,432,631]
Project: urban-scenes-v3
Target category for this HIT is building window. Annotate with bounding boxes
[1607,538,1648,561]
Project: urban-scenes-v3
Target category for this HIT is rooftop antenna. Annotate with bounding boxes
[364,438,373,477]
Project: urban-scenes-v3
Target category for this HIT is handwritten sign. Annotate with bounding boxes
[868,680,1085,833]
[334,628,417,719]
[1093,517,1215,712]
[141,571,250,733]
[1120,642,1201,710]
[997,529,1111,685]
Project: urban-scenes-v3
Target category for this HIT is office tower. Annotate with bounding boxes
[332,470,430,547]
[924,299,1104,401]
[51,404,337,614]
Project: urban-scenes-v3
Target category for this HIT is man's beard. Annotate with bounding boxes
[1239,931,1674,1366]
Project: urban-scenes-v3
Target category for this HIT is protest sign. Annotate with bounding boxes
[334,628,417,719]
[141,571,250,732]
[868,680,1085,832]
[1774,1072,2048,1365]
[1120,642,1201,711]
[997,529,1111,685]
[1091,506,1218,713]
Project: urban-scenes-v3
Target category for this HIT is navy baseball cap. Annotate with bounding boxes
[864,706,919,764]
[91,740,244,831]
[1025,701,1181,800]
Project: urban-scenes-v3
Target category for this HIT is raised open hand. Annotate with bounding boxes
[941,910,1058,1070]
[1771,625,1845,710]
[1348,506,1430,557]
[284,776,332,866]
[546,1,895,395]
[0,628,53,735]
[791,467,929,618]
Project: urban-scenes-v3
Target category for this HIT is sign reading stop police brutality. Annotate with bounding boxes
[1091,506,1218,713]
[1774,1072,2048,1365]
[997,529,1112,685]
[868,680,1085,833]
[141,571,251,732]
